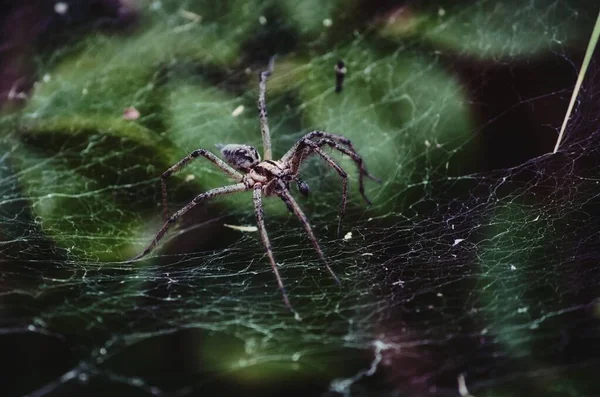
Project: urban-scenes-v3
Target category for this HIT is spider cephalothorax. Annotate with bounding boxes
[132,58,380,311]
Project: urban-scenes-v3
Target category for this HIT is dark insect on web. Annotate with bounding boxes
[131,57,380,311]
[334,59,347,93]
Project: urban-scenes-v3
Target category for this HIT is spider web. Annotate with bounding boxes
[1,1,599,396]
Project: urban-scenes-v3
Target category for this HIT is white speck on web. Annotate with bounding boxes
[343,231,352,241]
[259,16,267,25]
[323,18,333,27]
[179,9,201,22]
[185,174,195,182]
[54,2,68,15]
[452,238,464,246]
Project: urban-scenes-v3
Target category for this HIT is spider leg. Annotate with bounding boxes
[282,130,355,163]
[258,56,276,161]
[253,183,293,310]
[299,141,348,238]
[130,183,247,261]
[278,188,341,285]
[311,138,378,205]
[283,130,380,179]
[285,134,379,205]
[161,149,244,221]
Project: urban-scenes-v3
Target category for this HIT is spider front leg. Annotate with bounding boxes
[310,138,379,205]
[283,130,380,187]
[253,183,292,310]
[297,141,348,238]
[258,57,276,161]
[161,149,243,220]
[282,130,358,164]
[130,183,247,261]
[278,189,341,285]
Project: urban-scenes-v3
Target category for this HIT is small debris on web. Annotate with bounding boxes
[259,16,267,25]
[231,105,244,117]
[335,60,347,93]
[323,18,333,27]
[123,107,140,121]
[179,9,201,22]
[7,84,27,101]
[457,373,474,397]
[174,9,201,32]
[184,174,195,182]
[224,224,258,232]
[343,231,352,241]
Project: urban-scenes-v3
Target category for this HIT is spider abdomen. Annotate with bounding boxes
[218,144,261,171]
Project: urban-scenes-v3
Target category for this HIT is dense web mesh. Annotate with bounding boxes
[1,1,599,396]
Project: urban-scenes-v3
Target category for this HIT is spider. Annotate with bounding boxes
[132,58,379,310]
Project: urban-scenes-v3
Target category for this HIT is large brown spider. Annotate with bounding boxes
[132,58,379,310]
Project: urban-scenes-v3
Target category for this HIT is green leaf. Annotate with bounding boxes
[379,1,597,59]
[11,117,187,260]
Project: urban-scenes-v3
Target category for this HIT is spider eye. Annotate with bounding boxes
[297,180,310,197]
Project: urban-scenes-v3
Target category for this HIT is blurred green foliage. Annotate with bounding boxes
[2,0,594,260]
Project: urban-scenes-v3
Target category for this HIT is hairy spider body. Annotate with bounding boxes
[132,58,379,311]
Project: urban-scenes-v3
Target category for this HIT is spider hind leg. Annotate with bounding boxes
[279,189,341,285]
[129,183,247,262]
[253,183,294,310]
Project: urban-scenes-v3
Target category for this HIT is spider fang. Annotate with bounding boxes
[296,179,310,197]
